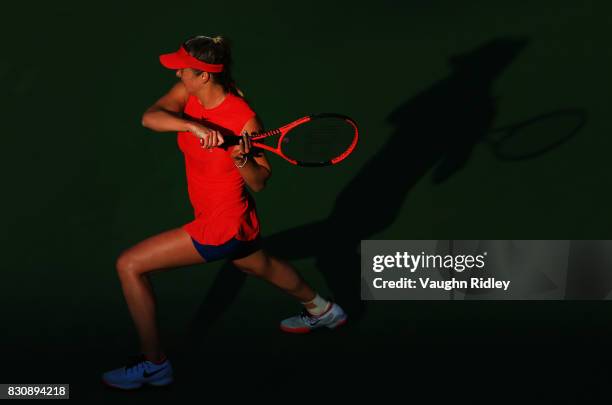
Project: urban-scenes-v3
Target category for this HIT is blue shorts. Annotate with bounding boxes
[191,236,262,263]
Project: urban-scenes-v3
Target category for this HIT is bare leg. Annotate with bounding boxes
[115,227,204,362]
[232,250,318,308]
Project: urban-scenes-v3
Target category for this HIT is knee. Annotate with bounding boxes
[233,256,271,277]
[115,252,143,279]
[235,266,255,276]
[234,263,263,277]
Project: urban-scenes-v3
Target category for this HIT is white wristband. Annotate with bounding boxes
[234,155,248,168]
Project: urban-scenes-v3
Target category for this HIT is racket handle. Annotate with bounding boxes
[221,136,242,147]
[216,136,267,151]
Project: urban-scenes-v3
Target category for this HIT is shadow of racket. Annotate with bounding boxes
[486,109,588,160]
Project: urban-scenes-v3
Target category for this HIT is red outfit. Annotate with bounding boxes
[178,93,260,245]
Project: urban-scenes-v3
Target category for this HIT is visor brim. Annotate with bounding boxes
[159,52,189,69]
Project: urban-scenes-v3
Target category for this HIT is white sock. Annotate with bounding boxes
[302,294,331,316]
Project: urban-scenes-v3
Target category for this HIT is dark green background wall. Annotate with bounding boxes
[0,0,609,401]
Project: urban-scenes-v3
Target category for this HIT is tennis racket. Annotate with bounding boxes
[486,109,587,160]
[220,113,359,167]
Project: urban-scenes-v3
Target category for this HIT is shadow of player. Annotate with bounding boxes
[186,37,530,343]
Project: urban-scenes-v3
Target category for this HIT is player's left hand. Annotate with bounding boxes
[231,131,251,163]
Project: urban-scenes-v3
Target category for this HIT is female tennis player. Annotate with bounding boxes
[101,35,347,390]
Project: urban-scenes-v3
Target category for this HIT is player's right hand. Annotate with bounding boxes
[189,123,224,149]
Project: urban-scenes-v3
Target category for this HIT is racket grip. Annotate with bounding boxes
[216,135,242,149]
[217,135,260,150]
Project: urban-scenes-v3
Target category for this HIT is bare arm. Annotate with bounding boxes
[231,116,272,192]
[141,82,223,147]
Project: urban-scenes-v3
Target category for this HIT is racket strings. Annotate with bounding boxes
[281,118,356,164]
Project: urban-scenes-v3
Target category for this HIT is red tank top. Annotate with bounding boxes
[178,92,259,245]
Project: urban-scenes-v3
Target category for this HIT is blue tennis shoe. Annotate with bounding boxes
[102,354,173,390]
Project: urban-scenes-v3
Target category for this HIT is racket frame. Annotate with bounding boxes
[246,113,359,167]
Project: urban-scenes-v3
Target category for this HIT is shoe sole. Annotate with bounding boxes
[148,376,174,387]
[327,317,348,329]
[102,379,142,390]
[280,317,348,334]
[101,377,174,390]
[280,324,311,334]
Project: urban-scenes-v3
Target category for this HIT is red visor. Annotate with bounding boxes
[159,46,224,73]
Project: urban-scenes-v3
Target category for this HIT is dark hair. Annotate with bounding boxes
[183,35,244,97]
